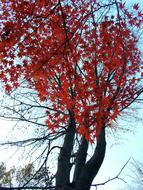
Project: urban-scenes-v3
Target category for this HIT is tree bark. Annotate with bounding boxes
[73,136,88,182]
[74,127,106,190]
[55,119,106,190]
[55,111,76,190]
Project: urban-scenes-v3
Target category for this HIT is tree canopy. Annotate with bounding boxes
[0,1,143,190]
[0,0,143,141]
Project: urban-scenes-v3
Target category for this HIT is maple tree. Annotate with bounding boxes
[0,0,143,190]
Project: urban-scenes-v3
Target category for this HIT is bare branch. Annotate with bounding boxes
[92,157,131,187]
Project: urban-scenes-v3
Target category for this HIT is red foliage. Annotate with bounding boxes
[0,0,143,141]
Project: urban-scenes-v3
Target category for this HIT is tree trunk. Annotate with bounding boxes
[74,127,106,190]
[55,111,76,190]
[55,120,106,190]
[73,136,89,182]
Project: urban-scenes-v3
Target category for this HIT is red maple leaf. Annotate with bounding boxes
[133,3,139,10]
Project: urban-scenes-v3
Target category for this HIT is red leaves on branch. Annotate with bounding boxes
[133,3,139,10]
[0,0,143,141]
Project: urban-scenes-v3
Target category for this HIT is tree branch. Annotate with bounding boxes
[75,127,106,190]
[91,157,131,187]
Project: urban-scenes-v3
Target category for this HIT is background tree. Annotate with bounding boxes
[0,0,143,190]
[0,162,13,187]
[0,162,53,189]
[130,160,143,190]
[122,159,143,190]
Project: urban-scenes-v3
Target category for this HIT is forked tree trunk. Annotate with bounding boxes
[55,117,106,190]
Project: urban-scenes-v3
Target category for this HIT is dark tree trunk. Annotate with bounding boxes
[73,136,89,182]
[55,120,106,190]
[74,127,106,190]
[55,111,76,190]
